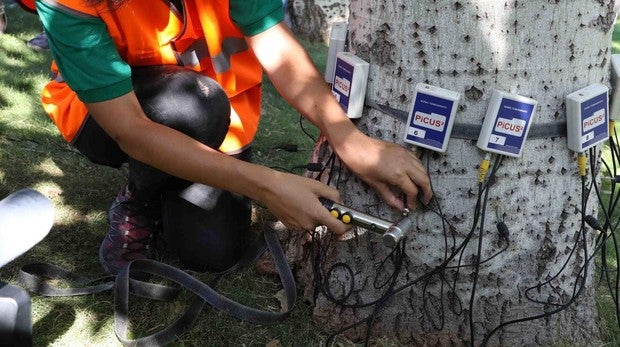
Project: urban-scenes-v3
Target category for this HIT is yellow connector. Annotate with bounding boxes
[577,152,587,177]
[610,120,616,138]
[478,153,491,183]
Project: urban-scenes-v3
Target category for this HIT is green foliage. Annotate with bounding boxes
[613,22,620,55]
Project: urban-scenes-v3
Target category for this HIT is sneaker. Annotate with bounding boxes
[27,31,49,51]
[98,184,160,275]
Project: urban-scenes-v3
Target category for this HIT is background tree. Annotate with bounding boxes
[287,0,349,41]
[284,0,619,345]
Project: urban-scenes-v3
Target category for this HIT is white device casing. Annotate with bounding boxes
[403,83,460,153]
[476,90,538,158]
[331,52,369,119]
[566,83,609,152]
[324,22,348,84]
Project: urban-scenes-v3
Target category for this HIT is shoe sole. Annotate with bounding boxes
[27,43,49,52]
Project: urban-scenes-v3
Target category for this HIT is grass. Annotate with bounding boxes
[0,3,325,346]
[3,2,620,346]
[596,138,620,346]
[594,24,620,345]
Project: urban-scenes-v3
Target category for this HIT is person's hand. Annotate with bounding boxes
[338,134,432,211]
[259,171,352,235]
[245,23,431,213]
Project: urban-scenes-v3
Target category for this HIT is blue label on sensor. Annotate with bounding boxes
[332,59,354,113]
[580,92,608,149]
[405,92,455,151]
[486,98,535,156]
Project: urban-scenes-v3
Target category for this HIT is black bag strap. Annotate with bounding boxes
[18,263,180,301]
[18,225,296,347]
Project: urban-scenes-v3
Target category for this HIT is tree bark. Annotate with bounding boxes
[289,0,618,345]
[288,0,350,42]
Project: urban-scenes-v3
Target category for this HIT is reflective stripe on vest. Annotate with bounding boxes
[40,0,264,154]
[212,37,248,74]
[177,34,247,75]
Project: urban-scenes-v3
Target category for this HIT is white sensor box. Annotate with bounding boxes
[476,90,538,157]
[610,54,620,120]
[566,83,609,152]
[324,22,347,84]
[331,52,369,119]
[403,83,460,152]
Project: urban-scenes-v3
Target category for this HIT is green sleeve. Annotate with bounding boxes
[35,0,132,103]
[229,0,284,36]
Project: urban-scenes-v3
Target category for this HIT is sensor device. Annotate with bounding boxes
[331,52,369,119]
[610,54,620,120]
[403,83,460,152]
[324,22,348,84]
[566,83,609,152]
[320,198,392,232]
[476,90,538,157]
[320,198,414,248]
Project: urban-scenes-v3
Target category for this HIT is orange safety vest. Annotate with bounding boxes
[39,0,263,154]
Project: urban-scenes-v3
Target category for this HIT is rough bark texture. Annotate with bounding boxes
[288,0,350,42]
[281,1,618,346]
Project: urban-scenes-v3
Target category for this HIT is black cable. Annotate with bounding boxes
[481,163,592,346]
[274,143,300,152]
[523,151,599,308]
[341,155,505,344]
[594,155,615,286]
[312,147,447,344]
[611,126,620,168]
[481,222,590,346]
[609,127,620,327]
[594,144,620,326]
[310,145,511,346]
[610,167,620,326]
[444,242,509,270]
[450,155,503,298]
[415,152,507,337]
[321,193,495,346]
[588,145,620,324]
[321,239,406,310]
[373,245,405,290]
[310,138,614,347]
[324,241,407,347]
[424,150,459,267]
[589,214,620,325]
[420,151,455,331]
[468,161,495,347]
[298,114,318,143]
[468,210,486,343]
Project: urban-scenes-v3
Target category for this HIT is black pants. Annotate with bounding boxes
[73,65,253,272]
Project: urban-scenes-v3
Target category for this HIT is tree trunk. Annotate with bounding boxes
[289,0,618,345]
[288,0,350,42]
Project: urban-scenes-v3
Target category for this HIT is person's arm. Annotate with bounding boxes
[246,23,433,210]
[36,0,350,235]
[84,92,350,234]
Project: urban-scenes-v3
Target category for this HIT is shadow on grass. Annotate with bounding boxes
[32,302,76,346]
[0,4,325,346]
